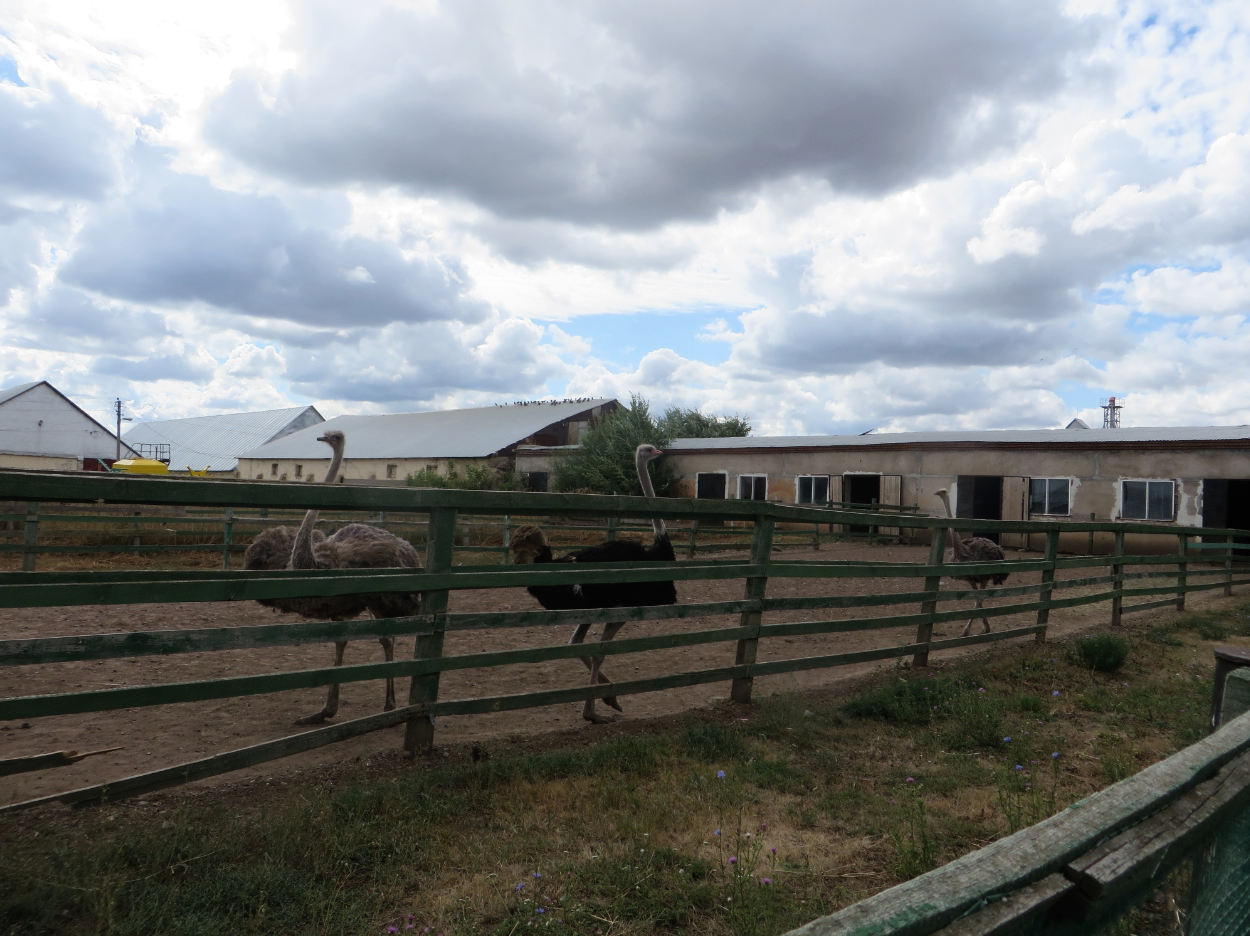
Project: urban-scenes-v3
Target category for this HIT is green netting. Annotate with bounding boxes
[1188,796,1250,935]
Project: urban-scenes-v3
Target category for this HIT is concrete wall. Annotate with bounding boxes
[666,443,1250,552]
[0,453,80,471]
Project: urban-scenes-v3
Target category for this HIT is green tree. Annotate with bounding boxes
[657,406,751,439]
[553,395,750,495]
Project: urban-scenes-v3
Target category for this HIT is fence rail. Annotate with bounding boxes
[783,662,1250,936]
[0,469,1247,812]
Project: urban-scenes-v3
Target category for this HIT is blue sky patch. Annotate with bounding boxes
[0,55,25,86]
[565,308,740,368]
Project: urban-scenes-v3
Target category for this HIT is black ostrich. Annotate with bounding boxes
[511,443,677,722]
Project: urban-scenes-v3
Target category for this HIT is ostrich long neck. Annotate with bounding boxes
[937,492,968,560]
[637,447,667,540]
[290,438,345,569]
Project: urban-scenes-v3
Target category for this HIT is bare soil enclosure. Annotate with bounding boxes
[0,541,1233,806]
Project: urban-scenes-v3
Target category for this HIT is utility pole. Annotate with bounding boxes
[113,398,132,461]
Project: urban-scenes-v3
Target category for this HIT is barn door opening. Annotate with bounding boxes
[1203,479,1250,544]
[843,474,881,534]
[955,475,1004,544]
[696,472,727,527]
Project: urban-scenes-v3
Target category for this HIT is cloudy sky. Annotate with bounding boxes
[3,0,1249,435]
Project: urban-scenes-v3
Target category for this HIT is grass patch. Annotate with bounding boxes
[3,605,1247,935]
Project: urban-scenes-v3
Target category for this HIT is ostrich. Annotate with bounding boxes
[933,488,1008,637]
[510,443,677,723]
[243,430,422,724]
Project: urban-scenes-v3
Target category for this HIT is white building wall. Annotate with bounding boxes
[0,383,123,465]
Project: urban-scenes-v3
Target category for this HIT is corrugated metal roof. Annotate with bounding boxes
[669,425,1250,450]
[124,406,324,471]
[242,399,615,460]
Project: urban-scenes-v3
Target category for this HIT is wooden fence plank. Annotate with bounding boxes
[782,709,1250,936]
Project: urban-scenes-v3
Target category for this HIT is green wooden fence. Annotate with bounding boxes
[0,469,1247,813]
[782,658,1250,936]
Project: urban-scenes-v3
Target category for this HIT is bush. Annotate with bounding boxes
[1073,633,1130,672]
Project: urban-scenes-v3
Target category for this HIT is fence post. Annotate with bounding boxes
[1110,531,1125,627]
[21,501,39,572]
[221,508,234,569]
[730,514,774,705]
[1035,529,1059,640]
[403,506,457,755]
[687,519,699,559]
[1177,533,1189,612]
[912,528,947,668]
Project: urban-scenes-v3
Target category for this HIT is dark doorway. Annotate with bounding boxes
[697,473,727,499]
[843,474,882,534]
[696,472,727,527]
[526,471,548,493]
[955,475,1004,543]
[1203,479,1250,543]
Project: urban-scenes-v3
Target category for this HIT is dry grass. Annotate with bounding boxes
[4,596,1249,935]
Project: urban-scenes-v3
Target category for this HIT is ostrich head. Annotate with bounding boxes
[636,443,663,464]
[509,524,550,565]
[317,429,345,449]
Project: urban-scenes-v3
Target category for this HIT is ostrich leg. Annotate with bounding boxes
[959,588,991,637]
[379,636,396,711]
[296,640,348,725]
[570,620,624,722]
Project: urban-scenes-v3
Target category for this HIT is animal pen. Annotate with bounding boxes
[1,469,1249,931]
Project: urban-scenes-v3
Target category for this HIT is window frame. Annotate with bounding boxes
[737,474,768,501]
[1120,479,1176,521]
[1028,477,1071,517]
[796,474,831,505]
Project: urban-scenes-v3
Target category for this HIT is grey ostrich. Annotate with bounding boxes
[933,488,1008,637]
[243,429,422,724]
[510,443,676,723]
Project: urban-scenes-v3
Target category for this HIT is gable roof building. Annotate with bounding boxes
[237,398,616,483]
[0,380,136,471]
[123,406,324,474]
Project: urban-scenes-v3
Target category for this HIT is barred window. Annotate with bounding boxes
[738,474,767,500]
[1029,478,1070,516]
[797,475,830,505]
[1122,480,1175,521]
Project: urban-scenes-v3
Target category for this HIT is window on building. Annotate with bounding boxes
[386,464,398,479]
[1029,478,1070,516]
[295,464,303,478]
[738,474,767,500]
[1122,480,1175,521]
[271,463,278,476]
[796,475,830,505]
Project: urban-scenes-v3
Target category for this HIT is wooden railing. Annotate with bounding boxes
[0,469,1247,812]
[783,658,1250,936]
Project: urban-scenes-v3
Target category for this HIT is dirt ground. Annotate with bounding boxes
[1,541,1240,807]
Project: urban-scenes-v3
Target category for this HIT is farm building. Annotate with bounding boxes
[0,380,135,471]
[236,398,617,484]
[663,425,1250,551]
[123,405,324,476]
